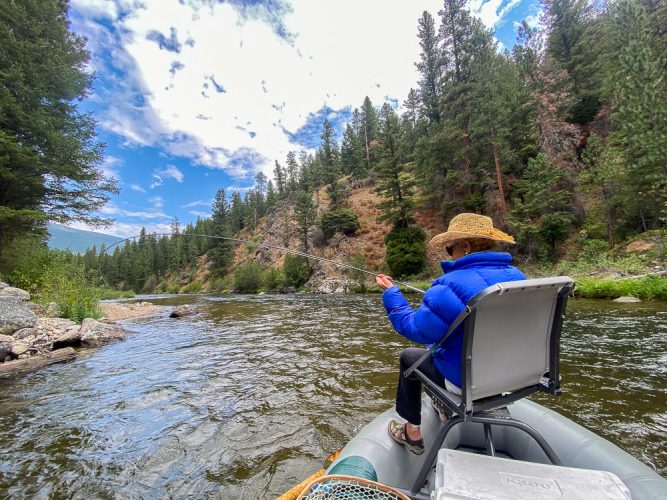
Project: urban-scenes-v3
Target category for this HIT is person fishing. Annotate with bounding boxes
[375,213,525,455]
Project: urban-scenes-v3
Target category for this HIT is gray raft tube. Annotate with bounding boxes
[326,395,667,499]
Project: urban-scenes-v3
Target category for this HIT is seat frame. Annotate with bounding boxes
[403,277,574,495]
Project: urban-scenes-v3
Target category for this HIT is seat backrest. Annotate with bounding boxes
[462,277,573,410]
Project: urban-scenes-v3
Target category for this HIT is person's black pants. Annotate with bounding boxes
[395,347,446,426]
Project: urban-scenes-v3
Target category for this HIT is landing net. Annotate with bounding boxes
[296,474,409,500]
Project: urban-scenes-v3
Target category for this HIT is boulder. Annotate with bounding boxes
[12,328,37,340]
[10,342,29,357]
[0,342,12,360]
[34,318,77,340]
[0,287,30,301]
[53,326,82,348]
[79,318,126,347]
[170,305,197,318]
[613,296,642,303]
[0,298,37,335]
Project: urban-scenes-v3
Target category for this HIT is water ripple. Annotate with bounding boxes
[0,296,664,497]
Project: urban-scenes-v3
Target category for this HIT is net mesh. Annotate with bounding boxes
[297,475,409,500]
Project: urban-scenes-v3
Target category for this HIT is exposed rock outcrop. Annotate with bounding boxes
[0,298,37,335]
[0,284,162,377]
[0,286,31,301]
[79,318,126,346]
[613,296,642,303]
[170,305,197,318]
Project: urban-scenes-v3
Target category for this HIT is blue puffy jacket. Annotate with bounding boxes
[382,251,525,387]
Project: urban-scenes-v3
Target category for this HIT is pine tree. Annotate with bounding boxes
[604,0,667,230]
[229,191,245,232]
[293,191,316,251]
[510,153,575,260]
[285,152,299,194]
[416,10,442,124]
[581,133,623,246]
[375,103,415,228]
[542,0,603,123]
[0,0,117,258]
[340,124,365,178]
[266,180,277,209]
[273,161,286,196]
[319,119,339,185]
[360,97,379,170]
[209,188,235,274]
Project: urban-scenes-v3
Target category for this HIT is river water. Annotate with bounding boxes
[0,295,665,498]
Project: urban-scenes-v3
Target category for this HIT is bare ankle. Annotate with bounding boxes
[406,423,422,440]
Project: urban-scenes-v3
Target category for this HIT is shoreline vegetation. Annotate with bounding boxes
[0,280,166,378]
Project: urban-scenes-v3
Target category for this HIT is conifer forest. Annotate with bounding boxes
[0,0,665,298]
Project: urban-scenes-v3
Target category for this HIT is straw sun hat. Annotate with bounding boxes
[429,213,515,250]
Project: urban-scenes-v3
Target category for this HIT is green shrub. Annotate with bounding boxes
[345,253,369,290]
[234,261,264,293]
[283,254,311,288]
[262,266,285,291]
[38,259,102,322]
[384,226,427,278]
[320,209,361,240]
[183,280,203,293]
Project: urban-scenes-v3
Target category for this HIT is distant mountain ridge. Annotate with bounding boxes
[47,223,123,253]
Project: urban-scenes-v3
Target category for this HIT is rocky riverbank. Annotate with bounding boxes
[0,282,165,378]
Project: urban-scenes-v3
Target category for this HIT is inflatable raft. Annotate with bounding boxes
[280,395,666,499]
[304,394,666,499]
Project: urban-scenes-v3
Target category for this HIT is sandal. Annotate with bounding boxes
[388,419,425,455]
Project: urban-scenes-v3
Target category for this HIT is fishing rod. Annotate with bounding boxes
[101,233,427,294]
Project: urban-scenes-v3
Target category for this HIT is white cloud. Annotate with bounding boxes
[149,196,164,208]
[160,164,184,182]
[70,0,119,20]
[182,199,211,208]
[100,155,123,181]
[73,0,444,180]
[150,164,184,188]
[129,183,146,193]
[99,202,167,219]
[67,220,173,238]
[469,0,522,28]
[75,0,524,184]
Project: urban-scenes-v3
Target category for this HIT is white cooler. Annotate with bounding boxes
[432,449,632,500]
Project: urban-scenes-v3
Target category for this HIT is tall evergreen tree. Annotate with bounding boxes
[319,119,339,185]
[293,191,316,251]
[542,0,603,123]
[273,161,286,196]
[340,124,365,178]
[416,10,442,124]
[285,152,299,194]
[360,97,379,170]
[375,103,415,228]
[209,188,235,274]
[604,0,667,230]
[0,0,117,258]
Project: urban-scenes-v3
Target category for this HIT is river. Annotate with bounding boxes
[0,295,665,498]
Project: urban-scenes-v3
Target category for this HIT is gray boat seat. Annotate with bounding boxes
[404,276,575,495]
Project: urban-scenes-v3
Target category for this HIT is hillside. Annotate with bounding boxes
[47,223,123,254]
[183,184,452,293]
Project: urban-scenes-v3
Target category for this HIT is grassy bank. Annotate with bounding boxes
[573,276,667,300]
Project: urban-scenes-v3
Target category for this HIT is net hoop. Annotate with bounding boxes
[296,474,410,500]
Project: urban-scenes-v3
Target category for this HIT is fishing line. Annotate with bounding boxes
[101,233,426,294]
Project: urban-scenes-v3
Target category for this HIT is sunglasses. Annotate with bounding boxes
[445,245,455,257]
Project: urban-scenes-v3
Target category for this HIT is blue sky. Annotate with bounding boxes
[68,0,540,237]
